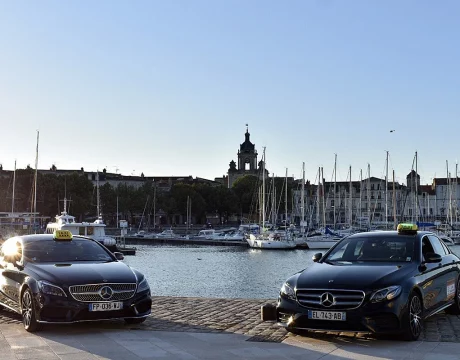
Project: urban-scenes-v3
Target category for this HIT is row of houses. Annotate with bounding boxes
[292,170,460,226]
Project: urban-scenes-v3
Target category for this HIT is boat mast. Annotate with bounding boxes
[321,167,326,228]
[385,151,389,229]
[262,147,266,232]
[349,165,352,226]
[415,151,418,222]
[32,130,39,233]
[316,167,320,228]
[272,173,275,226]
[333,154,337,230]
[11,160,16,213]
[393,170,397,228]
[153,182,156,230]
[367,164,371,228]
[359,169,362,227]
[456,162,459,225]
[301,162,305,235]
[96,171,100,218]
[285,168,288,236]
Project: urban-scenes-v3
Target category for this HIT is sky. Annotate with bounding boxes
[0,1,459,186]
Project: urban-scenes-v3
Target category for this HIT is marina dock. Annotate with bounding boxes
[119,236,249,247]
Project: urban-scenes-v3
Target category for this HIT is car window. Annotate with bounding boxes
[24,239,114,263]
[440,240,450,254]
[422,236,435,261]
[325,235,415,262]
[428,235,448,256]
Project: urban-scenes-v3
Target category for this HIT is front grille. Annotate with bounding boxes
[69,283,137,302]
[296,288,365,310]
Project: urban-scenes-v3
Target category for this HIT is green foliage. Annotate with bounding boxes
[0,168,297,226]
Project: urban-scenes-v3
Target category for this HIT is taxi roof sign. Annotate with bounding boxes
[53,230,73,241]
[397,223,418,234]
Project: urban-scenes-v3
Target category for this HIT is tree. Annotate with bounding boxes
[232,175,259,216]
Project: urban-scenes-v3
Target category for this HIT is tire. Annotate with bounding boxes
[21,288,41,332]
[402,292,423,341]
[124,317,147,325]
[445,277,460,315]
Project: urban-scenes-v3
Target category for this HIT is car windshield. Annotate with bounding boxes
[324,235,416,263]
[24,239,114,263]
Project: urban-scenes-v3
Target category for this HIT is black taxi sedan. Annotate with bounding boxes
[277,224,460,340]
[0,230,152,332]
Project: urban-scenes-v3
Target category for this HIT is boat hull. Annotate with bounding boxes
[246,238,296,249]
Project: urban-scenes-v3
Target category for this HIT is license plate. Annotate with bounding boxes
[89,302,123,312]
[308,310,346,321]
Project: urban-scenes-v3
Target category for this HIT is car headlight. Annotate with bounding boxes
[280,282,296,300]
[370,285,401,302]
[137,277,150,293]
[37,280,67,297]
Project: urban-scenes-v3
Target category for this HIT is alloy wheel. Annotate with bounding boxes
[409,295,422,338]
[22,291,32,328]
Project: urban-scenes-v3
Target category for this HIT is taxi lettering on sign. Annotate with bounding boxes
[53,230,73,241]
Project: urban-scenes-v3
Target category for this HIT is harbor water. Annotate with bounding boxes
[123,244,460,299]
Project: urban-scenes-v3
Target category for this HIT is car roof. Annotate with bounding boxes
[7,234,93,245]
[349,230,431,240]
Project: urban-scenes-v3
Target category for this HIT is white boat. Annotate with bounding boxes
[304,236,341,249]
[155,229,180,239]
[45,200,117,251]
[133,230,156,239]
[247,233,296,249]
[194,229,216,240]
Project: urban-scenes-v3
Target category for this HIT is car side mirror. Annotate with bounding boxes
[114,252,124,261]
[312,253,323,262]
[424,252,442,263]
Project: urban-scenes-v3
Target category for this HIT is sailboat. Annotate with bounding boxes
[246,148,296,249]
[304,162,343,249]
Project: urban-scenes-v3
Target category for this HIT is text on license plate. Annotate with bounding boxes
[89,302,123,312]
[308,310,346,321]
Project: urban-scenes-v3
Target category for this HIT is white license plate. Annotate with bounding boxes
[89,302,123,312]
[308,310,346,321]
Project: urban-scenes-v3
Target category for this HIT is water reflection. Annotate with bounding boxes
[124,245,460,299]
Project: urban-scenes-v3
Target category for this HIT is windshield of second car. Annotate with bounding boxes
[24,240,114,263]
[325,236,415,263]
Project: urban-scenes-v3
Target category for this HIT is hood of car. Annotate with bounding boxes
[295,262,415,290]
[26,261,138,286]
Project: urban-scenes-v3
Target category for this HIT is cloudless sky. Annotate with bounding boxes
[0,1,459,186]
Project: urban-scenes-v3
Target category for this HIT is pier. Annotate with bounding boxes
[1,296,460,359]
[119,236,249,247]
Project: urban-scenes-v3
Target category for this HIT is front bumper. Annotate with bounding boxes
[34,290,152,324]
[277,294,407,334]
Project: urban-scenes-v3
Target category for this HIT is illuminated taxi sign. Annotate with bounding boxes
[397,223,418,234]
[53,230,73,241]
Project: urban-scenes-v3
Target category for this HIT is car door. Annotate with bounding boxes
[428,234,458,307]
[419,235,453,314]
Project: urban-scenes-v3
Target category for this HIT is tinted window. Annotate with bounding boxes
[428,235,448,256]
[24,239,113,263]
[325,235,415,262]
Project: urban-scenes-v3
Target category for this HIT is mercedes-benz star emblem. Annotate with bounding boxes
[320,292,335,307]
[100,286,113,300]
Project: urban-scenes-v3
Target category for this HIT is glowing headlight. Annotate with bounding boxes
[370,286,401,302]
[137,278,150,293]
[280,283,296,300]
[38,281,67,297]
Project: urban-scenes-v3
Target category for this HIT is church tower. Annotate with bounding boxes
[226,125,267,188]
[238,125,257,171]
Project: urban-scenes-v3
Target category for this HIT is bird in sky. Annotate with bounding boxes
[390,130,395,132]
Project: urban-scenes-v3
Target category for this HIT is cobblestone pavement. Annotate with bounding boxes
[1,296,460,342]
